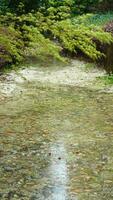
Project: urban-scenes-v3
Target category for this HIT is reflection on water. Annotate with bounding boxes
[50,141,68,200]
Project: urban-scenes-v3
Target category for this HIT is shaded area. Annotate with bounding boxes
[0,79,113,199]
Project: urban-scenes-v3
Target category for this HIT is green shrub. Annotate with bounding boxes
[23,25,63,61]
[0,11,113,69]
[0,25,23,68]
[49,19,113,60]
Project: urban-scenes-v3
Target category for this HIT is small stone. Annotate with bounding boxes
[3,166,14,172]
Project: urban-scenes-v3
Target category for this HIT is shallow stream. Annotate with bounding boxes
[0,60,113,200]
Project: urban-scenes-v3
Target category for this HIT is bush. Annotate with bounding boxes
[0,11,113,69]
[0,25,23,68]
[50,19,113,60]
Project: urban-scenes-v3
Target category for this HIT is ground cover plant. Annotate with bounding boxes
[0,0,113,71]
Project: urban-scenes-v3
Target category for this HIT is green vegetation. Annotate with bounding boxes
[98,75,113,85]
[72,12,113,27]
[0,25,23,66]
[0,0,113,70]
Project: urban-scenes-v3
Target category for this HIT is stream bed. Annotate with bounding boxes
[0,60,113,200]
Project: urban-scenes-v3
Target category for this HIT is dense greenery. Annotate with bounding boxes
[0,0,113,69]
[1,0,113,14]
[72,12,113,27]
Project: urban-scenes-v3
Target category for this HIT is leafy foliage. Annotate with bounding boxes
[50,20,113,60]
[0,0,113,15]
[72,12,113,27]
[0,0,9,14]
[0,0,113,69]
[23,25,63,61]
[72,0,113,14]
[0,25,23,68]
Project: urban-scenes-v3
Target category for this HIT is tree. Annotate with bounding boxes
[72,0,113,14]
[0,0,9,13]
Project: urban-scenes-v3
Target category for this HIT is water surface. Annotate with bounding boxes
[0,62,113,200]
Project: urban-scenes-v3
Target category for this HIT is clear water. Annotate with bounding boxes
[0,64,113,200]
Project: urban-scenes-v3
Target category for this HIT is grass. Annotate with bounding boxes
[87,12,113,26]
[72,12,113,27]
[97,75,113,85]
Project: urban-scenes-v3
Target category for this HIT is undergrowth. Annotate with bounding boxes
[0,9,113,70]
[98,75,113,85]
[72,12,113,27]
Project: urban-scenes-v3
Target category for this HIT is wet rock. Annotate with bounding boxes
[3,166,14,172]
